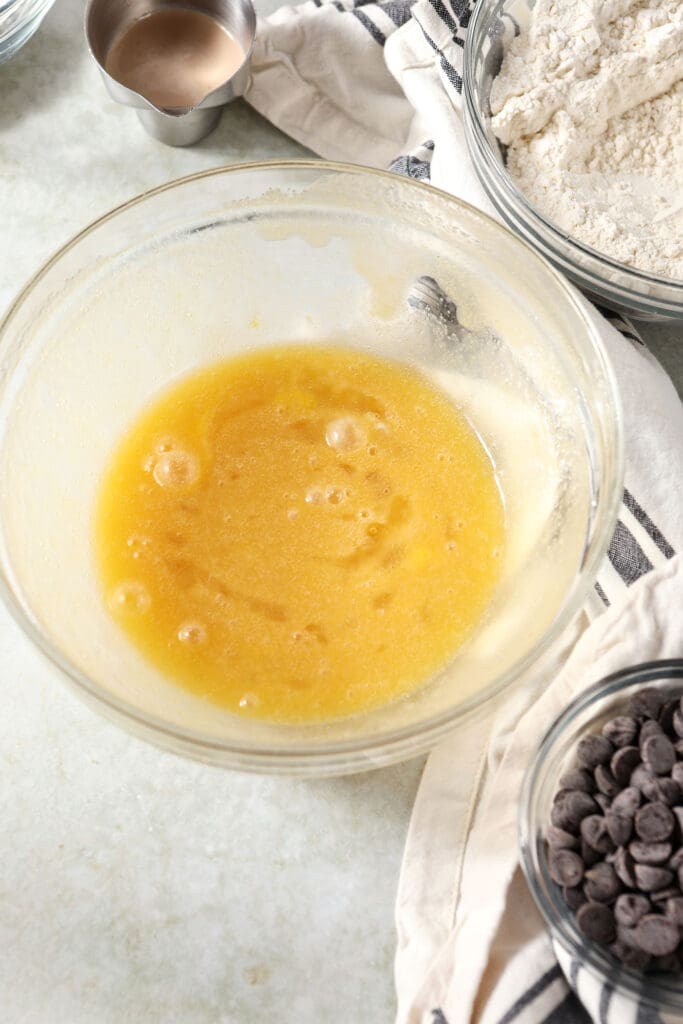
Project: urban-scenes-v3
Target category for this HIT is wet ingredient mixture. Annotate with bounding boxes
[490,0,683,280]
[105,8,245,110]
[96,345,505,723]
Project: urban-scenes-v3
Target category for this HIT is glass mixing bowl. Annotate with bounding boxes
[520,660,683,1020]
[0,161,623,775]
[463,0,683,322]
[0,0,56,63]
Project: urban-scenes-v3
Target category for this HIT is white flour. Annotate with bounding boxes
[490,0,683,281]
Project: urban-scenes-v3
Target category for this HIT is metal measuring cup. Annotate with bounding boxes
[85,0,256,146]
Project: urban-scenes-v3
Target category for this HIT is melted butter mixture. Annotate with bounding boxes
[96,345,505,722]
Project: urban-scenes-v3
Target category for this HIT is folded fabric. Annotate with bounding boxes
[245,4,683,1020]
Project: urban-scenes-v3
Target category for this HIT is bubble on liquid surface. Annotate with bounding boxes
[177,621,207,645]
[126,534,150,560]
[152,449,199,489]
[325,417,365,453]
[108,581,151,615]
[239,692,260,710]
[305,487,324,506]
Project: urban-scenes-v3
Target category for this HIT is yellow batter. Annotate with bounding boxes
[95,345,505,722]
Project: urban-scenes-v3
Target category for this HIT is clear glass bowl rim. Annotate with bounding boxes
[0,159,625,772]
[519,659,683,1008]
[462,0,683,317]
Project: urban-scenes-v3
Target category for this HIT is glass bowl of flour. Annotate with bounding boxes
[464,0,683,322]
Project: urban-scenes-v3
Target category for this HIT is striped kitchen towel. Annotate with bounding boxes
[246,3,683,1022]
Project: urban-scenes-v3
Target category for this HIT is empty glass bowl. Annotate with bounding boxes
[0,0,56,63]
[520,660,683,1019]
[0,161,623,774]
[463,0,683,322]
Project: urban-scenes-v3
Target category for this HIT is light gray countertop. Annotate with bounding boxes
[0,2,681,1022]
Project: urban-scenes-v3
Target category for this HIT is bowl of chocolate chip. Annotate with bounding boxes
[520,660,683,1018]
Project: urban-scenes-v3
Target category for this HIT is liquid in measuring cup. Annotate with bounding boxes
[105,8,246,110]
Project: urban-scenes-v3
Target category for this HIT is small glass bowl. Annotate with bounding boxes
[0,0,56,63]
[520,660,683,1019]
[463,0,683,322]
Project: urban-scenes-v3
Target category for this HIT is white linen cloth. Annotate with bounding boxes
[244,3,683,1020]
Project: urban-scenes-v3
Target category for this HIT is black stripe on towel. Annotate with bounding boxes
[623,488,675,559]
[594,580,610,607]
[351,7,387,42]
[381,0,416,26]
[389,153,432,180]
[495,964,563,1024]
[418,27,463,91]
[607,520,654,586]
[598,980,614,1024]
[636,1002,665,1024]
[543,992,591,1023]
[598,307,645,347]
[450,0,473,24]
[430,1011,448,1024]
[428,0,459,34]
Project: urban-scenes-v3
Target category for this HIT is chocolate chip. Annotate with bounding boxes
[595,765,621,798]
[659,699,679,736]
[634,865,675,892]
[617,923,641,949]
[631,764,656,793]
[610,941,651,970]
[636,915,680,956]
[577,735,614,769]
[605,811,632,847]
[677,863,683,891]
[582,839,602,867]
[583,862,621,903]
[549,848,585,887]
[673,807,683,837]
[612,786,641,818]
[547,825,580,850]
[595,793,611,813]
[635,802,675,842]
[666,898,683,926]
[603,715,639,748]
[643,734,676,775]
[551,791,599,833]
[671,763,683,788]
[577,901,616,944]
[630,689,665,720]
[615,893,651,927]
[563,885,587,911]
[674,739,683,756]
[642,777,681,806]
[614,847,638,888]
[670,848,683,871]
[673,710,683,739]
[640,720,664,743]
[559,768,596,794]
[611,746,641,787]
[581,814,614,854]
[651,886,680,904]
[629,841,672,865]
